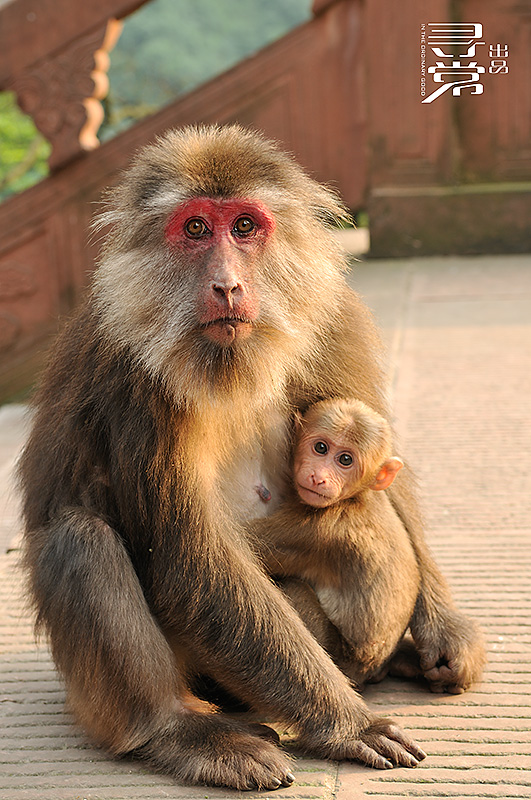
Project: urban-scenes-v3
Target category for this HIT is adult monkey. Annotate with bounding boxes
[19,126,483,790]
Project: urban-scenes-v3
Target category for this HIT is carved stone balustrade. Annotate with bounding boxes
[0,0,145,169]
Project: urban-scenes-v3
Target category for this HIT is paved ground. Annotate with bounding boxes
[1,248,530,799]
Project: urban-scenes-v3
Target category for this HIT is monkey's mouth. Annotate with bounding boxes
[296,483,335,508]
[201,316,254,347]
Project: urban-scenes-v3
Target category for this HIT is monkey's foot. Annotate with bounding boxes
[387,637,423,680]
[339,638,422,687]
[246,721,282,744]
[135,713,294,790]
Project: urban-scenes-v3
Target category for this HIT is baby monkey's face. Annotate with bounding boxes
[293,432,359,508]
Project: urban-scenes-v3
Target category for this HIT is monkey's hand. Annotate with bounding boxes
[411,611,487,694]
[346,718,427,769]
[310,717,426,769]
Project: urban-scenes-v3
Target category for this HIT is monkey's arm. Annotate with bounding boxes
[388,467,486,693]
[249,508,328,578]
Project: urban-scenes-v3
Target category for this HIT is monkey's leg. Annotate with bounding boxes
[389,469,487,693]
[277,579,404,691]
[26,509,294,791]
[276,577,345,655]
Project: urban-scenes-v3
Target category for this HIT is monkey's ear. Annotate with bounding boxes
[369,457,404,491]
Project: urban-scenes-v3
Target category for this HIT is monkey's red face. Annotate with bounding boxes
[165,198,275,347]
[293,433,359,508]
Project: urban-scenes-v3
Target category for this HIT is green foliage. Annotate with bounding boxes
[0,92,50,201]
[102,0,311,137]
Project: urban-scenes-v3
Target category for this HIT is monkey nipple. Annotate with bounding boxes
[256,483,272,503]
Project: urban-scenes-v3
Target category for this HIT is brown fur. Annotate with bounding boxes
[251,399,420,685]
[19,125,482,789]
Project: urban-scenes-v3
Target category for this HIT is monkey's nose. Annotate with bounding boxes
[211,281,243,306]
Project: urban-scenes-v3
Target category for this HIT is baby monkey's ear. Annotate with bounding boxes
[369,457,404,491]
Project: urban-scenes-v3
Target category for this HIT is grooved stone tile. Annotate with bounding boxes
[2,254,531,800]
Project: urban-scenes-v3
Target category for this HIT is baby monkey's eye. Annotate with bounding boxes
[313,441,328,455]
[338,453,353,467]
[233,216,255,236]
[185,218,209,238]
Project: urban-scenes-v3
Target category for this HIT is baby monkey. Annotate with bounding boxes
[253,398,421,687]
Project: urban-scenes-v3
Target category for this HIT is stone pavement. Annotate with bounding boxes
[1,250,530,799]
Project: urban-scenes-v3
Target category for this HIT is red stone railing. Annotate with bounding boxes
[0,0,529,400]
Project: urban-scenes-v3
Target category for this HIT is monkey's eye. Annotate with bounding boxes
[313,441,328,455]
[185,218,209,238]
[233,216,255,236]
[338,452,354,467]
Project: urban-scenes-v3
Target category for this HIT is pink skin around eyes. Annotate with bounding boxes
[164,197,275,347]
[294,437,356,508]
[164,197,276,246]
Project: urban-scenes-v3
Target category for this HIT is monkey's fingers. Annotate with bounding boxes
[418,650,444,673]
[351,741,394,770]
[376,723,428,763]
[447,684,466,695]
[360,719,427,768]
[416,615,486,694]
[424,659,469,693]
